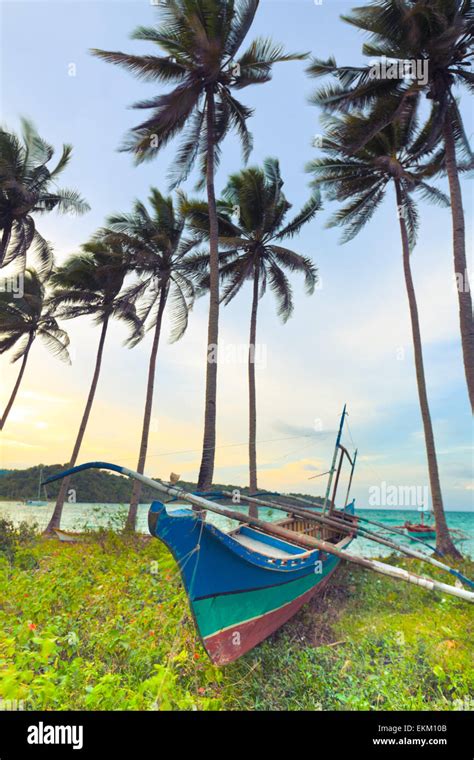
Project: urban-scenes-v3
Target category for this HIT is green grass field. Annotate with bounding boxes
[1,520,472,711]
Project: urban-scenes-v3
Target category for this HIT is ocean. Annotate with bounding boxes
[0,501,472,559]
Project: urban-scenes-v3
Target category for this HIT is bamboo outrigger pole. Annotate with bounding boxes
[229,491,474,590]
[284,492,441,554]
[43,462,474,603]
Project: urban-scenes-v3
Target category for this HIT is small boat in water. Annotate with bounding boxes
[404,505,436,540]
[53,528,84,543]
[25,467,48,506]
[404,523,436,540]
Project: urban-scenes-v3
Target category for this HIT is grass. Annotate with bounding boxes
[0,520,472,711]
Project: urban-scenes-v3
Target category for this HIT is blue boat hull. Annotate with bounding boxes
[148,502,354,664]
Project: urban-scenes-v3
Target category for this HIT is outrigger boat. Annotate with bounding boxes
[43,407,474,666]
[25,467,48,506]
[405,524,436,541]
[53,528,85,543]
[404,505,436,540]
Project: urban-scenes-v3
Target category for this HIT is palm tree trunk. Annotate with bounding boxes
[248,267,259,513]
[45,317,109,533]
[395,181,461,558]
[443,115,474,412]
[197,87,219,491]
[0,220,13,268]
[126,285,168,532]
[0,336,33,429]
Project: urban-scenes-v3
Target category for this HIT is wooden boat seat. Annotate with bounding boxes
[233,527,306,559]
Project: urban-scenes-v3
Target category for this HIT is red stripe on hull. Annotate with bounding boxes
[203,569,337,665]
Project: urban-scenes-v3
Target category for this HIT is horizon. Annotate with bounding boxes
[0,461,470,511]
[0,0,472,514]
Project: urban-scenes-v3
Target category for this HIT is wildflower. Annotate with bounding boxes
[28,623,37,631]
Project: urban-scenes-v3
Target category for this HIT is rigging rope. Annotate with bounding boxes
[80,432,330,466]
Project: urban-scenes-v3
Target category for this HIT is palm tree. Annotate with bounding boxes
[91,0,306,490]
[306,0,474,410]
[186,158,319,508]
[0,119,90,271]
[104,189,198,531]
[307,106,461,557]
[0,268,70,429]
[45,239,140,533]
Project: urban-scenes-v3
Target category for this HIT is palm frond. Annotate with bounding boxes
[8,333,34,363]
[168,280,192,343]
[267,260,293,322]
[328,182,387,243]
[414,180,450,207]
[219,88,254,162]
[267,245,318,294]
[38,325,71,363]
[37,189,90,216]
[236,37,308,88]
[226,0,259,58]
[90,49,187,83]
[400,188,420,251]
[275,190,321,239]
[448,97,474,163]
[167,107,205,189]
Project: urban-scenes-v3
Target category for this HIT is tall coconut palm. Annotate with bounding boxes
[104,189,198,531]
[0,268,70,429]
[45,239,141,533]
[308,105,461,557]
[0,119,90,271]
[307,0,474,410]
[186,158,319,507]
[92,0,306,490]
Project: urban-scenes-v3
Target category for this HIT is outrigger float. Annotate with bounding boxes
[44,407,474,666]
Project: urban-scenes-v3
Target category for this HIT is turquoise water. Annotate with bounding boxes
[0,501,472,559]
[349,509,473,559]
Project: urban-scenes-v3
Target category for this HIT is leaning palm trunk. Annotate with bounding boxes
[443,115,474,413]
[0,335,33,429]
[395,181,461,558]
[45,318,109,533]
[197,88,220,491]
[248,267,259,511]
[126,285,168,531]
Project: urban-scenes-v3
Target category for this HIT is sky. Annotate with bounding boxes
[0,0,472,510]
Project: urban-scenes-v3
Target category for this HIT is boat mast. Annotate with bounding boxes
[322,405,347,515]
[37,467,42,500]
[344,448,358,508]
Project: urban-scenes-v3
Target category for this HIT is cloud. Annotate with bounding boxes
[272,420,335,438]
